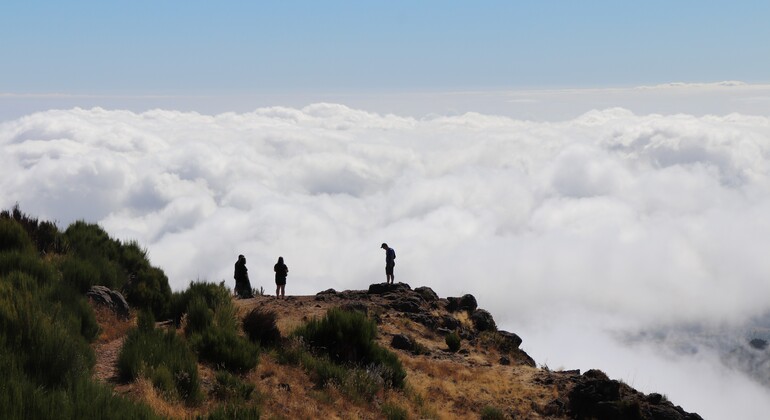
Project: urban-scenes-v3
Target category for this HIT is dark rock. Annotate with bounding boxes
[649,405,684,420]
[749,338,768,350]
[367,282,412,295]
[513,349,537,367]
[278,382,291,392]
[499,355,510,365]
[391,334,415,351]
[440,315,461,330]
[407,313,437,328]
[316,288,337,295]
[583,369,610,381]
[647,393,664,405]
[542,399,567,417]
[414,286,439,302]
[87,285,130,319]
[556,369,581,376]
[390,297,422,313]
[470,309,496,332]
[496,330,523,350]
[568,377,621,419]
[447,294,478,312]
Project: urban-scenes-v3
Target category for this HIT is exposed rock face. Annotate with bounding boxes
[497,330,523,350]
[470,309,496,332]
[87,285,130,319]
[414,286,439,302]
[391,334,415,351]
[447,294,478,312]
[568,370,704,420]
[368,282,412,295]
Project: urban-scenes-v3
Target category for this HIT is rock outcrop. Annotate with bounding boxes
[87,285,130,319]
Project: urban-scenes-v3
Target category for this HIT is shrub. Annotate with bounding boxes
[61,257,101,293]
[213,370,255,402]
[294,308,406,389]
[242,308,281,347]
[190,328,259,373]
[117,324,201,404]
[202,404,261,420]
[382,402,409,420]
[185,296,214,336]
[0,218,35,254]
[170,281,232,325]
[0,251,57,286]
[1,205,68,255]
[445,332,461,353]
[480,405,505,420]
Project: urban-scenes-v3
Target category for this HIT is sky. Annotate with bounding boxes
[2,1,770,418]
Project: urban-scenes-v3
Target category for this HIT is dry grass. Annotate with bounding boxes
[90,302,135,344]
[91,292,572,419]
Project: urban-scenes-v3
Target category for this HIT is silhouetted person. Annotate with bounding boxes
[234,254,253,298]
[274,256,288,298]
[381,243,396,284]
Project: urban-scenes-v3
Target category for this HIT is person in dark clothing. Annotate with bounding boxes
[234,254,253,298]
[274,256,288,298]
[381,243,395,284]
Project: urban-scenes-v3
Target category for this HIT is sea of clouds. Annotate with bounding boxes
[2,104,770,417]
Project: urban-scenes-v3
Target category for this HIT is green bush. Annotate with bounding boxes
[202,404,261,420]
[0,251,57,286]
[0,218,35,254]
[0,282,95,389]
[480,405,505,420]
[213,370,255,402]
[190,328,259,373]
[0,354,162,420]
[294,308,406,389]
[382,402,409,420]
[242,307,281,347]
[117,324,201,405]
[1,205,68,255]
[445,332,461,353]
[185,296,214,336]
[61,257,101,293]
[170,281,232,325]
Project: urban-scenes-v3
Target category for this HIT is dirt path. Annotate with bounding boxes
[93,336,125,384]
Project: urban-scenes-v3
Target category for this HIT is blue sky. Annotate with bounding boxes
[2,0,769,94]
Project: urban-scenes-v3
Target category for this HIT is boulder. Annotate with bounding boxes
[447,294,477,312]
[316,288,337,295]
[440,315,462,330]
[499,355,511,365]
[368,282,412,295]
[87,285,130,319]
[391,334,415,351]
[414,286,439,302]
[470,309,496,332]
[390,296,422,313]
[496,330,523,350]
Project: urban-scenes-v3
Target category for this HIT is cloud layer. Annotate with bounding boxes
[2,105,770,417]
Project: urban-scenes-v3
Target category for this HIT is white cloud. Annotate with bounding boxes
[2,104,770,418]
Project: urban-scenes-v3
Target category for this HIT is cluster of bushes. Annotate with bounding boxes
[182,282,260,373]
[117,311,202,404]
[279,308,406,402]
[0,210,160,418]
[64,221,172,318]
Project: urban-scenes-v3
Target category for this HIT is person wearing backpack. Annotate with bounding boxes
[381,243,396,284]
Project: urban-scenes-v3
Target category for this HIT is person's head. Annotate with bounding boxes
[381,243,388,249]
[277,256,284,264]
[238,254,246,264]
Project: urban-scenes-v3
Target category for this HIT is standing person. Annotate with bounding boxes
[234,255,253,299]
[381,243,396,284]
[274,256,288,298]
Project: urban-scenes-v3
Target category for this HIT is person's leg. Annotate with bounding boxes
[276,285,280,298]
[280,284,285,298]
